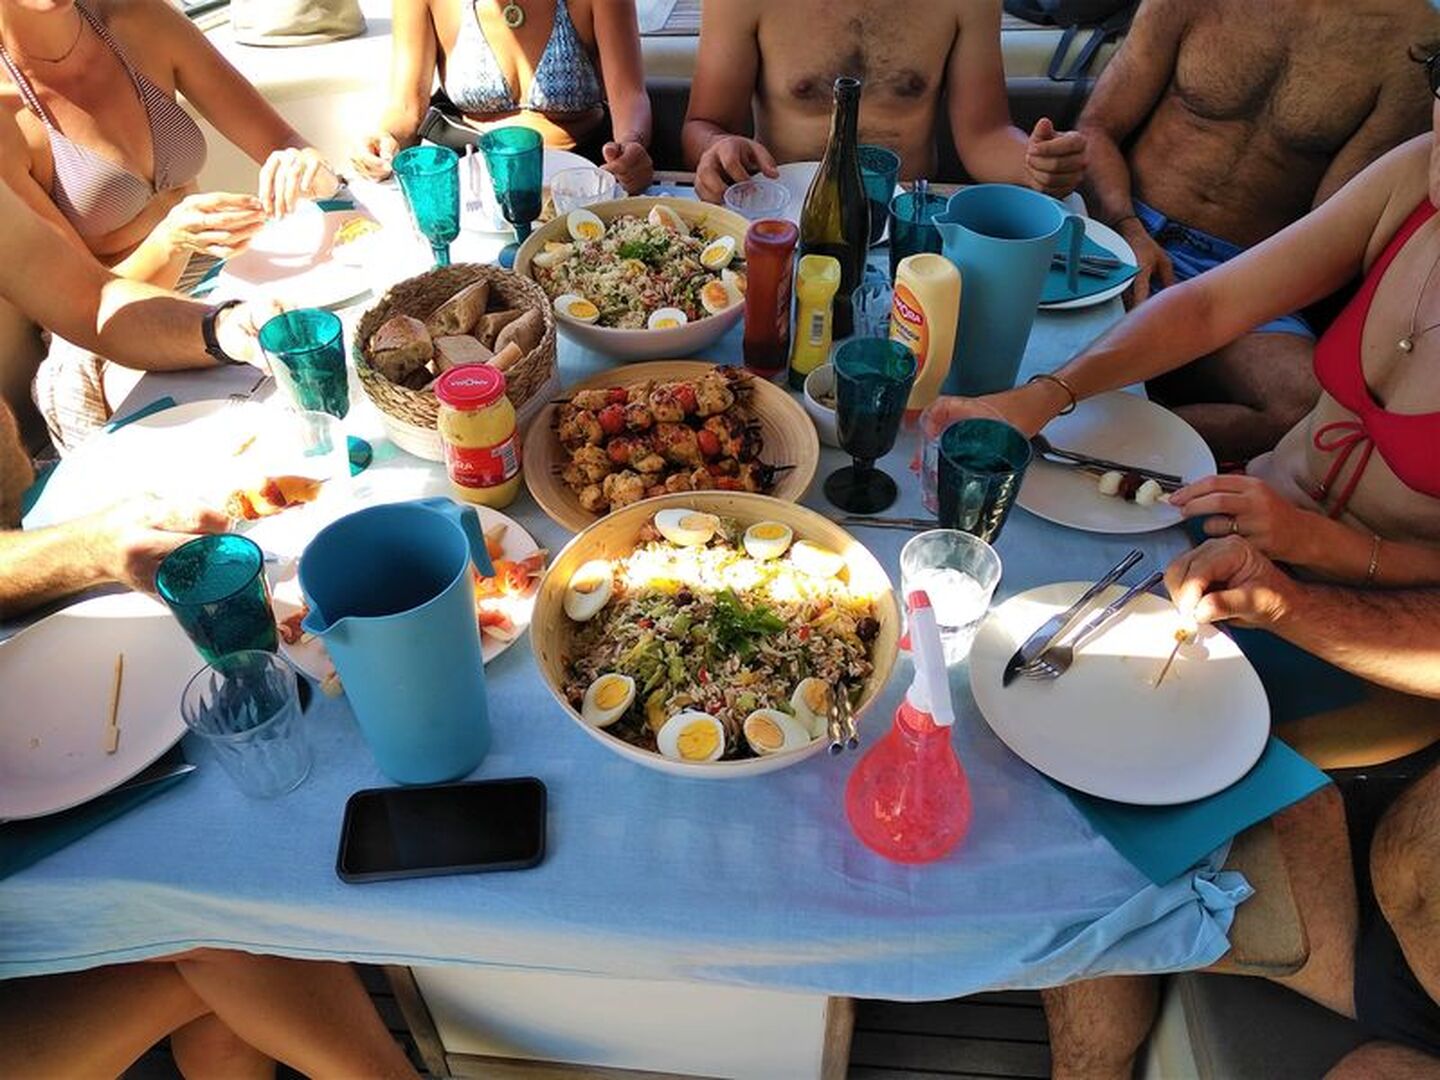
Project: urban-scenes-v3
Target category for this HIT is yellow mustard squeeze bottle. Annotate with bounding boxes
[787,254,843,390]
[890,253,961,417]
[435,365,522,508]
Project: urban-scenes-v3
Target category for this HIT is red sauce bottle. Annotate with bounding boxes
[742,218,800,379]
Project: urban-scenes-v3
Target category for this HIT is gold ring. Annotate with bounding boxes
[1229,517,1240,535]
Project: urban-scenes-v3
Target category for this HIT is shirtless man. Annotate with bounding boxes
[1080,0,1439,460]
[680,0,1087,203]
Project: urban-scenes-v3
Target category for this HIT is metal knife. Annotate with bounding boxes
[1001,548,1145,686]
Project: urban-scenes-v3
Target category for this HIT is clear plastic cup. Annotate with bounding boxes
[550,167,621,214]
[181,651,311,798]
[900,530,1002,665]
[724,178,791,221]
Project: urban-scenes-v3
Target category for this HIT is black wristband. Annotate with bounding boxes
[202,299,245,365]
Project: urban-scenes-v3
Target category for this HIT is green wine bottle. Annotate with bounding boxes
[798,76,870,362]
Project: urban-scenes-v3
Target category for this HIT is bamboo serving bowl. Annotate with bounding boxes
[522,360,820,532]
[530,492,901,779]
[514,196,750,362]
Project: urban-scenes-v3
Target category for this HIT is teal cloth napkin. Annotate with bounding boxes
[0,760,193,880]
[1063,737,1330,885]
[1042,233,1139,304]
[106,395,176,433]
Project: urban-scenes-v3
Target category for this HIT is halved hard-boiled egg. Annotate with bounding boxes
[580,673,635,727]
[790,540,845,579]
[566,208,605,242]
[743,708,811,756]
[699,279,739,316]
[657,710,726,762]
[722,267,747,296]
[554,293,600,324]
[646,307,689,331]
[647,204,690,235]
[699,235,736,271]
[791,677,834,738]
[530,241,575,269]
[654,508,718,547]
[743,521,793,561]
[563,559,613,621]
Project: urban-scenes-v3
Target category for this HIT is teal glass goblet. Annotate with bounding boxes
[258,309,350,419]
[156,534,279,666]
[479,127,544,268]
[824,338,917,514]
[859,145,901,246]
[937,418,1033,544]
[393,145,461,267]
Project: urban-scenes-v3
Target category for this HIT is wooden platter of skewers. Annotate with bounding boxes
[522,361,820,533]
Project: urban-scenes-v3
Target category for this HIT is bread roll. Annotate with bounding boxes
[426,280,490,336]
[476,308,524,347]
[494,308,543,356]
[434,335,494,373]
[489,342,523,373]
[368,315,433,383]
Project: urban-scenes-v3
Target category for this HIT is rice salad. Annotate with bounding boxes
[533,213,743,330]
[562,515,879,761]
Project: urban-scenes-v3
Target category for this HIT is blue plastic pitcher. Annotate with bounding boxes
[935,185,1084,397]
[298,497,494,784]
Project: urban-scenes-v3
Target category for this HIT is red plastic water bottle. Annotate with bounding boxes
[845,590,972,863]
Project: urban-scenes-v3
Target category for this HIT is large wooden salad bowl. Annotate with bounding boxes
[523,360,820,532]
[531,492,901,779]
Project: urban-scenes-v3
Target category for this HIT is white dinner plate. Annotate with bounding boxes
[214,207,374,310]
[26,401,353,559]
[1040,217,1138,311]
[1017,392,1216,535]
[970,583,1269,805]
[0,593,197,820]
[774,160,903,243]
[271,471,543,680]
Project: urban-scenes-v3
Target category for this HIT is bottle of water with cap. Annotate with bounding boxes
[845,590,972,863]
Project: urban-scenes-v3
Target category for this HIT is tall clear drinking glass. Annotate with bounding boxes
[393,145,461,267]
[479,127,543,268]
[181,650,311,798]
[900,529,1003,665]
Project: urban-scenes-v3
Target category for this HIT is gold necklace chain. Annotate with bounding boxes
[3,10,84,65]
[1398,239,1440,353]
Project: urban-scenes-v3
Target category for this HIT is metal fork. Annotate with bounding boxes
[1022,571,1164,681]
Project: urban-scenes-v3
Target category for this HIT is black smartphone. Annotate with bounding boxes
[336,777,546,883]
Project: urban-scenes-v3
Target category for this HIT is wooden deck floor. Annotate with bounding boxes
[125,969,1051,1080]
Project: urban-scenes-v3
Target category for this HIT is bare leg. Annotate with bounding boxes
[172,950,417,1080]
[1270,785,1360,1018]
[1042,975,1159,1080]
[0,962,208,1077]
[1147,331,1318,462]
[1370,763,1440,1004]
[1326,1040,1440,1079]
[170,1015,276,1080]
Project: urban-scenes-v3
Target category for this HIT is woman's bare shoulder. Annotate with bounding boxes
[92,0,191,41]
[1359,134,1433,270]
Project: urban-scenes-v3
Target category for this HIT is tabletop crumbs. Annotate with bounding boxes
[28,736,39,750]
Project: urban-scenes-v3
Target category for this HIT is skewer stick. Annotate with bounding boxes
[105,653,124,754]
[1153,626,1194,689]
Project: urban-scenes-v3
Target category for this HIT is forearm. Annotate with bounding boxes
[609,90,652,148]
[681,119,731,169]
[107,232,189,290]
[1077,126,1139,227]
[956,124,1031,186]
[0,523,106,618]
[1293,519,1440,588]
[1276,584,1440,698]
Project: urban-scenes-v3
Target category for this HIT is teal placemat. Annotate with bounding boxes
[1042,234,1138,304]
[105,395,176,433]
[1063,736,1330,885]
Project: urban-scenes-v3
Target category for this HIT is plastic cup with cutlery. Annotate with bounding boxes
[180,650,311,798]
[900,530,1002,665]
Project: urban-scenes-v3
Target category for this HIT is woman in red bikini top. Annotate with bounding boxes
[922,91,1440,589]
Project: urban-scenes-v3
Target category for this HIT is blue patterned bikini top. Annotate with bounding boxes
[443,0,604,117]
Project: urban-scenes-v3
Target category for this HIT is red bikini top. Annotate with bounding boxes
[1310,199,1440,517]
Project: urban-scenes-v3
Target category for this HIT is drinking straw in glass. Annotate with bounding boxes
[900,529,1003,665]
[479,127,544,268]
[824,338,917,514]
[393,145,462,267]
[859,145,901,246]
[936,418,1033,544]
[181,650,311,798]
[889,188,947,281]
[156,534,279,665]
[258,309,350,419]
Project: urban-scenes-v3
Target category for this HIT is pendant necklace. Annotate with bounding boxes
[4,9,84,65]
[1397,241,1440,353]
[501,1,525,28]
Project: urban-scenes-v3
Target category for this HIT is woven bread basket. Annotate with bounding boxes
[354,264,556,459]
